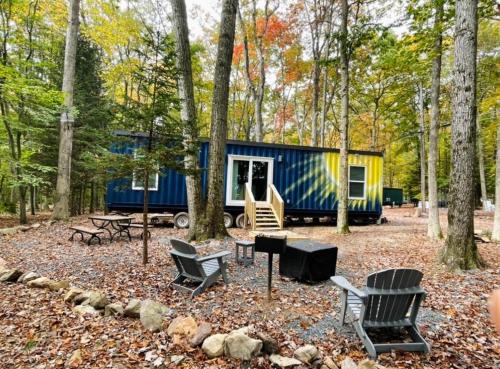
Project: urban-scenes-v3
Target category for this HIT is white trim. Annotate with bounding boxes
[226,154,274,206]
[132,171,159,191]
[131,149,159,191]
[348,165,366,200]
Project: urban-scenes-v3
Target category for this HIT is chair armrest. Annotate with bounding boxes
[197,250,232,262]
[331,276,367,299]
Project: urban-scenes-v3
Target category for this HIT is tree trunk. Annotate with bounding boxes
[337,0,350,234]
[202,0,238,239]
[30,185,36,216]
[427,1,443,239]
[476,114,488,209]
[143,170,149,265]
[170,0,204,241]
[440,0,484,270]
[311,61,320,147]
[492,109,500,241]
[52,0,80,221]
[418,83,427,214]
[89,181,95,213]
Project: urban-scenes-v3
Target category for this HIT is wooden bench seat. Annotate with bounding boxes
[69,226,104,245]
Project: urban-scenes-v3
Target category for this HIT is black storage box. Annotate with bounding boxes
[279,240,338,283]
[254,235,287,254]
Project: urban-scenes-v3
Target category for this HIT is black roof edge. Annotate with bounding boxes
[112,130,384,157]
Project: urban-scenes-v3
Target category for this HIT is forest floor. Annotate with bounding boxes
[0,207,499,369]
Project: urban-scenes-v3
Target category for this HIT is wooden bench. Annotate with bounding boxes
[118,223,152,240]
[69,226,104,245]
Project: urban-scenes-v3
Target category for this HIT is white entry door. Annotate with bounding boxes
[226,155,274,206]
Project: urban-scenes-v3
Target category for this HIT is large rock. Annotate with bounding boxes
[18,271,41,284]
[190,321,212,347]
[294,345,318,364]
[26,277,68,291]
[341,357,358,369]
[140,299,169,332]
[73,305,100,316]
[167,316,198,338]
[202,334,227,358]
[224,331,262,360]
[105,303,124,317]
[0,269,23,282]
[257,332,278,354]
[48,280,69,291]
[269,354,302,368]
[27,277,52,288]
[324,357,339,369]
[64,288,85,303]
[358,359,376,369]
[124,298,142,318]
[86,291,109,309]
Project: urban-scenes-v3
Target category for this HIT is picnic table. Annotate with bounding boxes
[89,215,135,241]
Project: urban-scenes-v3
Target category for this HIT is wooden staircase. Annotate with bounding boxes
[244,184,284,231]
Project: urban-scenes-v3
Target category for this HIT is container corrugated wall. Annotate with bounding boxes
[107,139,382,216]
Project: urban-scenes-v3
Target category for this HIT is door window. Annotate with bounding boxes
[226,155,273,206]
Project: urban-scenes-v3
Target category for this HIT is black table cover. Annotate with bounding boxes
[279,240,338,283]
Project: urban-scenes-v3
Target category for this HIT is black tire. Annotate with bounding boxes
[223,213,234,228]
[173,212,189,229]
[235,213,246,228]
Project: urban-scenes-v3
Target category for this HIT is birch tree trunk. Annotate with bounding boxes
[311,62,321,147]
[427,1,443,239]
[492,110,500,241]
[337,0,350,234]
[52,0,80,221]
[202,0,238,239]
[476,114,488,209]
[170,0,204,241]
[440,0,484,270]
[418,83,427,214]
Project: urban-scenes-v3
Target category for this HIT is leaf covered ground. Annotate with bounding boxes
[0,207,499,369]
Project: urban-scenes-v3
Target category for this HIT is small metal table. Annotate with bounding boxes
[235,240,255,266]
[88,215,135,241]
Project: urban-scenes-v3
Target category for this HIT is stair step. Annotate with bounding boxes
[256,227,281,231]
[256,221,279,225]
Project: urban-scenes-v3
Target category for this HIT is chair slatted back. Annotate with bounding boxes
[170,238,206,280]
[363,269,423,323]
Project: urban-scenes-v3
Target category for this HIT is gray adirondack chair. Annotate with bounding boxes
[169,238,231,298]
[331,268,431,358]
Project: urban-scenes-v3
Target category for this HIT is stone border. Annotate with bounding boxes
[0,264,378,369]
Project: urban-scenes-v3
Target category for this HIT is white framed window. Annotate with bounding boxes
[132,150,159,191]
[348,165,366,199]
[132,171,159,191]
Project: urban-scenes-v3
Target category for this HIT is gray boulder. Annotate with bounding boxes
[224,331,262,360]
[294,344,318,364]
[0,269,23,282]
[190,322,212,347]
[64,288,85,303]
[74,291,109,309]
[202,334,227,358]
[269,354,302,368]
[18,271,41,284]
[124,298,142,318]
[140,299,169,332]
[341,357,358,369]
[73,305,100,316]
[105,303,124,317]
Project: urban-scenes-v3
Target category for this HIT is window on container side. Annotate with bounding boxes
[348,165,366,199]
[132,149,159,191]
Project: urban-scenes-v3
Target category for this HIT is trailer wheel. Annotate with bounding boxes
[235,213,246,228]
[223,213,233,228]
[173,212,189,229]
